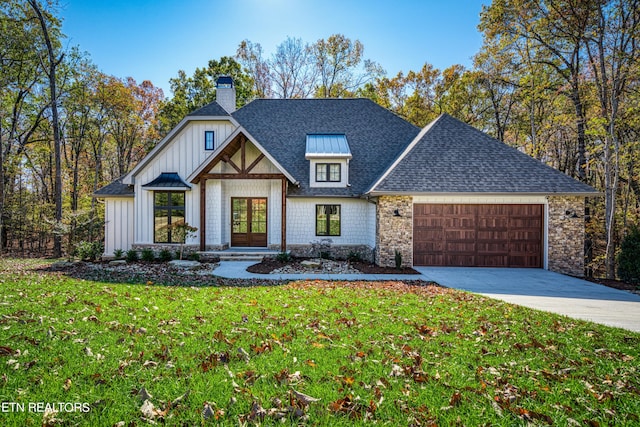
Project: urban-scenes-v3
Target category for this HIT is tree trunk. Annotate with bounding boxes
[29,0,64,258]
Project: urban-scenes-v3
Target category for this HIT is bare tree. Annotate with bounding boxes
[584,0,640,278]
[28,0,64,257]
[270,37,317,98]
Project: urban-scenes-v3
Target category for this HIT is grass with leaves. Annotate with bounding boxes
[0,259,639,426]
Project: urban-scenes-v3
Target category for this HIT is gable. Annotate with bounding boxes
[188,127,297,184]
[123,102,236,185]
[369,114,599,196]
[231,98,420,197]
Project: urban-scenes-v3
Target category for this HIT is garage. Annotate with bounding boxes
[413,204,543,268]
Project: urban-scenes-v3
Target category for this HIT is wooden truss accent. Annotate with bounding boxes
[196,132,288,252]
[192,133,275,183]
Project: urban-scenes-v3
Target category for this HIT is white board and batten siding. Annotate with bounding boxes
[133,120,235,244]
[287,198,376,247]
[104,197,134,256]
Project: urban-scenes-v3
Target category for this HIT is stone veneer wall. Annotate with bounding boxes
[375,196,413,267]
[547,196,586,277]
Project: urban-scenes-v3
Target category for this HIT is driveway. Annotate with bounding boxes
[415,267,640,333]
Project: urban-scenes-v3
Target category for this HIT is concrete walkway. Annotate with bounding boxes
[213,261,418,281]
[212,262,640,333]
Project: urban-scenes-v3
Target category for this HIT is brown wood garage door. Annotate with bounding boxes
[413,204,543,267]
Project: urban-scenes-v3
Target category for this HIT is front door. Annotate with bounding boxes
[231,198,267,247]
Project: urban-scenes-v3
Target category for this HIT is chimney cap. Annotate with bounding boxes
[216,76,234,88]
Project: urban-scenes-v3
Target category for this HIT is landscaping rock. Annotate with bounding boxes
[168,260,201,269]
[50,261,77,271]
[300,260,322,269]
[109,260,127,266]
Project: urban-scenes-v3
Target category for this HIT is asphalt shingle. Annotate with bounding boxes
[231,99,420,196]
[93,177,134,197]
[373,114,598,194]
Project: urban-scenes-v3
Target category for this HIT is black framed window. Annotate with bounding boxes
[316,204,341,236]
[154,191,185,243]
[315,163,341,182]
[205,131,215,151]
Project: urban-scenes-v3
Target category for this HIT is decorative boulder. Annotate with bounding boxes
[168,260,201,269]
[300,260,322,269]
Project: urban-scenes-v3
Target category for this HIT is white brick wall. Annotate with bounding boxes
[287,198,376,246]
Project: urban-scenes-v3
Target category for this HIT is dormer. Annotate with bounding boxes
[305,134,352,188]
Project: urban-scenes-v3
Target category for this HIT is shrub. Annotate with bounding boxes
[158,249,173,262]
[75,241,103,262]
[395,250,403,270]
[113,249,124,260]
[188,252,201,261]
[618,227,640,284]
[125,249,139,262]
[276,251,292,262]
[310,238,332,259]
[141,248,156,262]
[347,251,362,263]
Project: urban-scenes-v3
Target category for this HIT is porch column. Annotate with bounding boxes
[200,179,206,251]
[281,177,287,251]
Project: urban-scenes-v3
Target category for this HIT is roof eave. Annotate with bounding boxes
[304,154,353,160]
[93,193,135,199]
[366,190,602,197]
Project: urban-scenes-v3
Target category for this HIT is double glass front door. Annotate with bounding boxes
[231,198,267,247]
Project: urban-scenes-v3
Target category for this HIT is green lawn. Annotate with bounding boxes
[0,259,639,426]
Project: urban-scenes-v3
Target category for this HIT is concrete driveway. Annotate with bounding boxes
[415,267,640,333]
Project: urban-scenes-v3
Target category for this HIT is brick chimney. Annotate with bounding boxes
[216,76,236,113]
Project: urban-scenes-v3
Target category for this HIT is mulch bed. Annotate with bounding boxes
[246,258,421,275]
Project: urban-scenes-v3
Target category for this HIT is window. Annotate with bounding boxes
[316,204,341,236]
[204,131,215,151]
[154,191,185,243]
[316,163,341,182]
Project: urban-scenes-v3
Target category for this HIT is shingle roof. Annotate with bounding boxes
[232,99,420,196]
[188,101,230,117]
[94,177,134,197]
[371,114,598,195]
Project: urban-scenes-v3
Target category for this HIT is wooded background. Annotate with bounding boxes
[1,0,639,279]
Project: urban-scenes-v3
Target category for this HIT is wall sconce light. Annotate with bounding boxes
[565,209,579,218]
[393,209,402,217]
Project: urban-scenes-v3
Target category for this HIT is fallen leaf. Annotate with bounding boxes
[449,391,462,406]
[0,346,15,356]
[138,387,153,401]
[202,403,215,420]
[291,389,321,406]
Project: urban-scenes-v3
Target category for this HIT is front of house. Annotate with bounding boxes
[96,78,598,277]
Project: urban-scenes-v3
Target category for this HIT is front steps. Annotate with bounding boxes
[199,248,282,262]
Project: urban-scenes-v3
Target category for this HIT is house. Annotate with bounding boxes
[95,77,598,277]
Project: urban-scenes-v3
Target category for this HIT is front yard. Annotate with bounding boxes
[0,259,638,426]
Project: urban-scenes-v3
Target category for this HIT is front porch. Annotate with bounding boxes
[189,130,296,253]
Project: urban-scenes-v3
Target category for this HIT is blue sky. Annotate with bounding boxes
[60,0,488,97]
